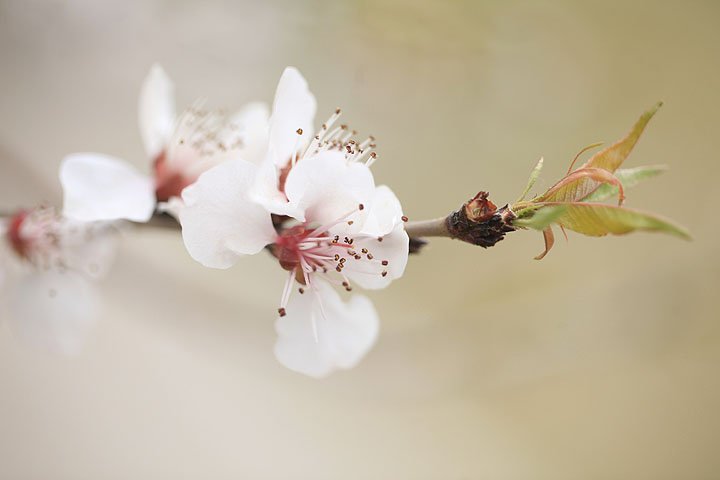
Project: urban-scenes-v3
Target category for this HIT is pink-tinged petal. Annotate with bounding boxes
[229,101,270,166]
[5,270,100,355]
[139,63,176,159]
[274,279,379,378]
[180,159,276,269]
[268,67,317,167]
[60,153,155,222]
[249,155,305,220]
[284,151,375,228]
[361,185,405,237]
[341,224,409,290]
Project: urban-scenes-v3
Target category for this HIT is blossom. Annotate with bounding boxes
[0,208,116,354]
[60,64,270,223]
[179,67,408,377]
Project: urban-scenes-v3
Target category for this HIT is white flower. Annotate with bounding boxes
[179,67,408,377]
[0,208,116,354]
[60,64,270,222]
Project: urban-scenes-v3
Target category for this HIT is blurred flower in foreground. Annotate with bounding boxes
[180,67,408,377]
[60,64,270,222]
[0,208,116,353]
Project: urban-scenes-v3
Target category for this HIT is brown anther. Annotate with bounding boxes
[335,108,341,114]
[334,254,340,261]
[342,281,349,287]
[296,128,303,135]
[347,250,356,256]
[298,288,305,294]
[377,237,384,242]
[354,255,361,260]
[361,248,368,254]
[381,260,389,266]
[347,220,354,225]
[367,254,374,260]
[345,286,352,292]
[278,307,287,317]
[336,266,342,272]
[401,215,409,222]
[370,152,377,158]
[358,204,365,210]
[381,271,388,277]
[340,258,346,263]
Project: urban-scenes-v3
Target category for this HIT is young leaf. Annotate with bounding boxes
[580,165,667,203]
[562,102,663,200]
[537,167,625,204]
[516,157,544,203]
[539,202,691,239]
[513,205,567,230]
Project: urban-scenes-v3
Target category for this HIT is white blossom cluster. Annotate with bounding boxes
[0,66,409,377]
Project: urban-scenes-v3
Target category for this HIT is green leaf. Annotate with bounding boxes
[516,157,544,202]
[540,202,691,239]
[513,205,567,230]
[537,167,625,204]
[580,165,667,202]
[582,102,663,173]
[553,102,663,202]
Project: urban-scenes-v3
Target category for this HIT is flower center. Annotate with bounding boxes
[271,204,390,318]
[5,208,62,267]
[155,106,247,201]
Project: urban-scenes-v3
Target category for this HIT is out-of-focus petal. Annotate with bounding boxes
[268,67,317,167]
[284,151,375,229]
[180,159,276,269]
[361,185,405,237]
[274,279,379,378]
[60,153,156,222]
[5,270,100,355]
[139,63,176,159]
[229,101,270,165]
[341,224,409,290]
[59,220,118,279]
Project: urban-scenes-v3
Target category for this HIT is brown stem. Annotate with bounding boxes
[1,191,517,252]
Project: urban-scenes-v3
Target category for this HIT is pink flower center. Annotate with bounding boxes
[271,204,390,318]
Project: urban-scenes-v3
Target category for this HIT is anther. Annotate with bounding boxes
[278,307,287,317]
[361,248,368,254]
[298,288,305,294]
[296,128,303,135]
[401,216,409,222]
[381,271,388,277]
[347,220,354,225]
[381,260,389,266]
[358,204,364,210]
[377,237,384,242]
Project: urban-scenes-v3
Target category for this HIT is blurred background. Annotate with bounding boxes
[1,0,719,478]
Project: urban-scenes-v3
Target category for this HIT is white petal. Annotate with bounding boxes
[248,155,305,220]
[229,102,270,165]
[179,159,277,269]
[361,185,405,237]
[342,224,409,290]
[156,196,185,220]
[139,63,176,159]
[268,67,317,167]
[284,151,375,228]
[58,220,118,279]
[5,270,100,355]
[274,279,379,378]
[60,153,156,222]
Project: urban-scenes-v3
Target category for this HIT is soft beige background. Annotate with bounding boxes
[1,0,719,478]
